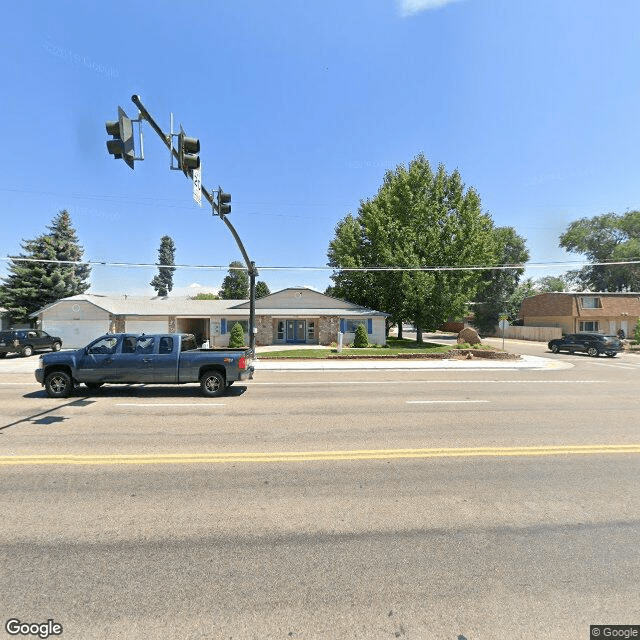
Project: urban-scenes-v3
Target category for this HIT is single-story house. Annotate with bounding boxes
[30,287,389,348]
[519,292,640,337]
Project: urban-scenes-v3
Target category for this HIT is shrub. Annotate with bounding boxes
[353,324,369,348]
[229,322,246,348]
[634,318,640,343]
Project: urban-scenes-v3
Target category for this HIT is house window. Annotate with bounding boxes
[580,321,599,332]
[307,321,315,340]
[581,297,602,309]
[277,321,285,340]
[223,319,249,333]
[341,319,373,334]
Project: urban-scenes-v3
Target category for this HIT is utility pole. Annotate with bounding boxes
[106,94,258,352]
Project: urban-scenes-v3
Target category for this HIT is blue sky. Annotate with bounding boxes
[2,0,640,297]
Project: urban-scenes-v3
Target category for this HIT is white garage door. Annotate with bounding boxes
[124,320,168,334]
[44,321,110,349]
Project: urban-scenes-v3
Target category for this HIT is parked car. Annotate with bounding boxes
[547,333,622,357]
[0,329,63,358]
[35,332,254,398]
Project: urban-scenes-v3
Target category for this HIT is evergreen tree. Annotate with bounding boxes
[219,261,249,299]
[150,235,176,297]
[255,281,271,298]
[228,322,246,348]
[0,210,90,324]
[353,324,369,348]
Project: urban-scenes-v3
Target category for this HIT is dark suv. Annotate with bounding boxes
[548,333,622,357]
[0,330,63,358]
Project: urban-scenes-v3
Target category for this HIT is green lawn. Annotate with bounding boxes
[258,337,454,359]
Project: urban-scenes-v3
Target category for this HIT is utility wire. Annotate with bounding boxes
[2,256,640,272]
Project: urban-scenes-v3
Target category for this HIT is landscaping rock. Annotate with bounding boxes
[457,327,482,345]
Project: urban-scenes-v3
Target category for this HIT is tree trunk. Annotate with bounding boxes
[416,326,423,343]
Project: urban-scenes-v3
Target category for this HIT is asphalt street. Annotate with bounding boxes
[1,340,639,639]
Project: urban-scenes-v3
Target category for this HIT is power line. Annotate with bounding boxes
[3,256,640,272]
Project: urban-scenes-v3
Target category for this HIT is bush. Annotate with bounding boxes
[353,324,369,348]
[634,318,640,343]
[229,322,246,348]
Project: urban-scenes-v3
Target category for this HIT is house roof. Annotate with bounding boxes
[520,291,640,318]
[31,288,388,318]
[31,294,248,318]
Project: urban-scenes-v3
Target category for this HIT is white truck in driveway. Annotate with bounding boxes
[35,333,254,398]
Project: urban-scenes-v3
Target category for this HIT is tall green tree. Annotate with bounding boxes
[559,211,640,291]
[472,227,529,333]
[150,235,176,297]
[0,210,90,324]
[328,154,498,341]
[255,281,271,298]
[219,261,249,299]
[535,275,566,292]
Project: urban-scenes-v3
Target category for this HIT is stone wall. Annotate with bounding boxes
[319,316,340,345]
[255,315,273,346]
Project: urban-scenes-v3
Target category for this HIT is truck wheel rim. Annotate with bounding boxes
[50,376,67,393]
[205,376,221,392]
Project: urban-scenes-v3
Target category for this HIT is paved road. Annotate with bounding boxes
[1,342,639,639]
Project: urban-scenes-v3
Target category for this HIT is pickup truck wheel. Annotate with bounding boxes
[22,345,34,357]
[45,371,73,398]
[551,345,560,354]
[52,342,62,352]
[200,371,225,397]
[587,346,599,357]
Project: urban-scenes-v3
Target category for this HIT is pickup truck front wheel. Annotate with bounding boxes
[45,370,73,398]
[200,370,225,398]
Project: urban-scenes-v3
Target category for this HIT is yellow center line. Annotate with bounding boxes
[1,444,640,466]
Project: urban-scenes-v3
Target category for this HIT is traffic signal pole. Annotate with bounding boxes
[128,94,258,352]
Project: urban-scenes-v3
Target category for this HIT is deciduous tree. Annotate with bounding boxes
[219,261,249,299]
[559,211,640,291]
[328,154,498,341]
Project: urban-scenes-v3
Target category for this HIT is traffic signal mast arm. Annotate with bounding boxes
[128,94,258,350]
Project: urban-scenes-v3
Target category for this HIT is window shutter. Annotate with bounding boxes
[367,319,373,334]
[221,319,227,334]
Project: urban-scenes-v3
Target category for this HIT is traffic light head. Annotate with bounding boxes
[105,106,135,169]
[218,190,231,216]
[178,129,200,175]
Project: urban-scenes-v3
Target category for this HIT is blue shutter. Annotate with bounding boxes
[340,319,346,333]
[221,319,227,334]
[367,319,373,334]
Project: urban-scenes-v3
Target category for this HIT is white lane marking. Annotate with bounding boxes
[115,403,226,407]
[407,400,491,404]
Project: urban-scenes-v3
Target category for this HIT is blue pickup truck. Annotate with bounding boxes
[35,333,254,398]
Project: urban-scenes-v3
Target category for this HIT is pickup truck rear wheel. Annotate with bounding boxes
[200,370,225,397]
[45,370,73,398]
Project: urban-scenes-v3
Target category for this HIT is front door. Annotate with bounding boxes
[286,320,306,343]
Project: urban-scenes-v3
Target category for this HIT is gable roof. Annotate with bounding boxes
[232,287,387,315]
[31,294,247,318]
[31,288,388,318]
